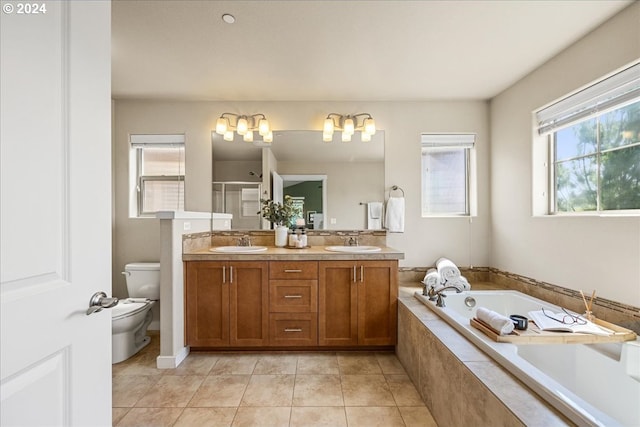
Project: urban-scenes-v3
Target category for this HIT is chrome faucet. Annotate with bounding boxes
[237,235,252,247]
[346,236,359,246]
[427,285,463,307]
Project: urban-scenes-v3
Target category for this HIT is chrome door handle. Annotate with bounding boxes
[86,291,119,315]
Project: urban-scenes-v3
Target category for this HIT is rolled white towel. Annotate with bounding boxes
[436,257,460,283]
[445,276,471,291]
[422,268,440,288]
[476,307,514,335]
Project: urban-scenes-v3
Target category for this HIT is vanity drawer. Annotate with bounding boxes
[269,261,318,280]
[269,280,318,313]
[269,313,317,346]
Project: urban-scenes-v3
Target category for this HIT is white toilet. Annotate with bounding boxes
[112,262,160,364]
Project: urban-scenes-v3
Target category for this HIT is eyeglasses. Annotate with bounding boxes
[541,307,587,325]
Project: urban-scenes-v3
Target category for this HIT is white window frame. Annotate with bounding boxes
[129,134,185,218]
[421,133,476,217]
[533,62,640,216]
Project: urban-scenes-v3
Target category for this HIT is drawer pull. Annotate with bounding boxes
[284,328,303,332]
[284,295,303,299]
[284,269,303,273]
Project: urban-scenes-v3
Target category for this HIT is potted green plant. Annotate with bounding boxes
[260,195,301,246]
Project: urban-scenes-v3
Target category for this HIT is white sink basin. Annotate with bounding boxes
[210,246,268,253]
[324,245,382,253]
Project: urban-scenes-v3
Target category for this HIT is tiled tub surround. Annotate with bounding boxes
[396,284,574,427]
[399,267,640,335]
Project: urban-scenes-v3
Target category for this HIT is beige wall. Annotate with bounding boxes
[112,100,491,296]
[490,3,640,306]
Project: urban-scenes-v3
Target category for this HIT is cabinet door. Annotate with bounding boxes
[318,261,358,346]
[229,261,269,346]
[357,261,398,346]
[185,261,229,347]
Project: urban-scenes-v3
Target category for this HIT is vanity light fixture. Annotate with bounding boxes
[322,113,376,142]
[215,113,273,143]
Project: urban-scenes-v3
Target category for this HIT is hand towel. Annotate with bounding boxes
[422,268,440,288]
[476,307,514,335]
[385,197,405,233]
[436,257,461,283]
[367,202,383,230]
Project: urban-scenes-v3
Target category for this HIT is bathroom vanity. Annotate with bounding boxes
[182,238,403,351]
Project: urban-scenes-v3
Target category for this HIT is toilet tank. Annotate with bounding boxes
[123,262,160,300]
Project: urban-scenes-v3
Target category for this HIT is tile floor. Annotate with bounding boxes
[112,332,438,426]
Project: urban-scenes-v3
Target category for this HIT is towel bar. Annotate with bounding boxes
[389,185,404,197]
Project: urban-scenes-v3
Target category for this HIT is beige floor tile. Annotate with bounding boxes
[115,355,164,377]
[296,353,339,375]
[189,375,250,408]
[135,375,204,408]
[376,353,407,375]
[112,375,160,407]
[289,407,347,427]
[173,407,237,427]
[210,355,258,375]
[341,375,395,406]
[337,353,382,374]
[231,407,291,427]
[386,374,425,406]
[116,407,183,427]
[398,406,438,427]
[292,375,343,406]
[253,355,298,374]
[112,407,130,425]
[241,375,295,407]
[345,406,405,427]
[164,353,218,376]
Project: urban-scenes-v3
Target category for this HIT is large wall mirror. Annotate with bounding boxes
[212,130,385,230]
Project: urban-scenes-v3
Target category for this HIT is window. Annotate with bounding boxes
[130,134,185,217]
[536,63,640,214]
[421,134,475,216]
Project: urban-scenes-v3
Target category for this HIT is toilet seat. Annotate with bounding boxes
[112,300,150,320]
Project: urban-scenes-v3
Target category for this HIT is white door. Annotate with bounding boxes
[272,171,283,205]
[1,2,112,426]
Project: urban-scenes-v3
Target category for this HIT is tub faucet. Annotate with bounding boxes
[430,285,463,308]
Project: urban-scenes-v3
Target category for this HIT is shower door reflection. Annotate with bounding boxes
[212,182,262,229]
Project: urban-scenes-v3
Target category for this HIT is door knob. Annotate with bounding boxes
[86,291,119,315]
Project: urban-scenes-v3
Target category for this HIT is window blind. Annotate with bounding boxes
[536,62,640,135]
[130,134,185,147]
[421,133,475,149]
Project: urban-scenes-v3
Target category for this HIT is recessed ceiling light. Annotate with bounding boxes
[222,13,235,24]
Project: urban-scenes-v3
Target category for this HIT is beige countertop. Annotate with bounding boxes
[183,245,404,261]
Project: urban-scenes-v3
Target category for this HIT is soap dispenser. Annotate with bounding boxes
[299,228,308,248]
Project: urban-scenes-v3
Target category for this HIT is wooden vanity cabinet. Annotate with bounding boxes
[185,261,268,348]
[318,260,397,346]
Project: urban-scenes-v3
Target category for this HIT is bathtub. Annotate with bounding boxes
[414,290,640,427]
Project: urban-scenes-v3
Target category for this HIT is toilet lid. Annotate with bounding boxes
[112,301,148,320]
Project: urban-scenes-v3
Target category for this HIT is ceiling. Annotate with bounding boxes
[111,0,632,102]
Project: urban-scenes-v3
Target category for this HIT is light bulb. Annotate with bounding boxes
[237,117,248,135]
[258,119,270,136]
[323,118,334,134]
[244,130,254,142]
[263,131,273,143]
[216,117,228,135]
[344,118,355,136]
[342,131,351,142]
[364,118,376,135]
[361,131,371,142]
[223,130,234,141]
[323,132,333,142]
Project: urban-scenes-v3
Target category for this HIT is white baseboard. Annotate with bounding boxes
[156,346,189,369]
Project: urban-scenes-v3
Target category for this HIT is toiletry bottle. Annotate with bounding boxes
[288,229,298,247]
[299,228,307,248]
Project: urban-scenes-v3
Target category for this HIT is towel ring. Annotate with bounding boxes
[389,185,405,197]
